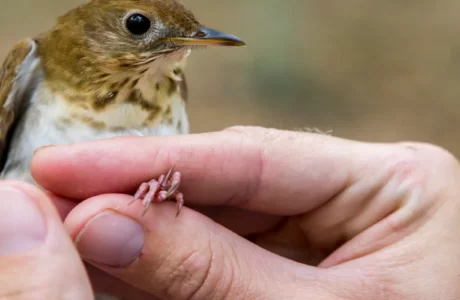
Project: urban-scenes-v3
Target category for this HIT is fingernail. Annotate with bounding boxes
[0,187,47,255]
[75,211,144,267]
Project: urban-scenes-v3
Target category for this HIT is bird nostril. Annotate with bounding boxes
[195,31,206,38]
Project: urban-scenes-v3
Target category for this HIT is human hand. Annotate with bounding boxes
[31,126,460,299]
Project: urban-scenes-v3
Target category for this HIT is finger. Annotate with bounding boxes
[0,181,92,299]
[65,193,322,300]
[32,126,388,215]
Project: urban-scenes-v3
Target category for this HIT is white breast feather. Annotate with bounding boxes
[0,51,190,182]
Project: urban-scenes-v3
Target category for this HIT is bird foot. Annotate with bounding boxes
[129,166,184,217]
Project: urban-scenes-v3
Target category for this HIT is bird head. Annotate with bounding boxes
[44,0,245,74]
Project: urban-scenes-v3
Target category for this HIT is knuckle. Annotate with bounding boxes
[393,142,459,177]
[386,147,426,180]
[205,241,243,300]
[160,244,215,300]
[381,142,460,209]
[160,239,240,300]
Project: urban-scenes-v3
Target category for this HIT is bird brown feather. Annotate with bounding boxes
[0,39,37,169]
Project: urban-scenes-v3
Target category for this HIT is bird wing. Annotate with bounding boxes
[0,39,40,170]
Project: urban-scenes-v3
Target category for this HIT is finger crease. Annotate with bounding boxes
[186,242,214,300]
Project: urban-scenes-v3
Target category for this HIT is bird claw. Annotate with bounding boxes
[130,166,184,217]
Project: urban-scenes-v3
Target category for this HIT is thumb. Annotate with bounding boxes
[0,182,92,299]
[64,194,322,300]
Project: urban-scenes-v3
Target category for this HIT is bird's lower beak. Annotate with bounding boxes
[169,26,245,47]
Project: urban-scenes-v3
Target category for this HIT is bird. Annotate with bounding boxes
[0,0,245,218]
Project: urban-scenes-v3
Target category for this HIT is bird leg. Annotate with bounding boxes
[129,166,184,217]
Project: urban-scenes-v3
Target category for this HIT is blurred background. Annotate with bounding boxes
[2,0,460,155]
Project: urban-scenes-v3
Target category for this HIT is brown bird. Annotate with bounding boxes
[0,0,244,219]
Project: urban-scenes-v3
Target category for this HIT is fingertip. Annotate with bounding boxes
[0,180,58,218]
[0,180,93,298]
[31,146,74,196]
[65,193,188,269]
[31,137,160,199]
[0,181,48,256]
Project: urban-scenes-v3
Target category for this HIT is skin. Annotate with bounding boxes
[1,126,460,299]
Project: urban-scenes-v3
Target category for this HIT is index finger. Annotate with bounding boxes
[31,126,386,215]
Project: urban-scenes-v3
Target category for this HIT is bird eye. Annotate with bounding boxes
[126,13,151,35]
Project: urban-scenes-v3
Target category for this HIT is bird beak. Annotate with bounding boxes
[168,26,246,47]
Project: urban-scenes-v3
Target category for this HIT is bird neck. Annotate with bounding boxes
[36,31,189,104]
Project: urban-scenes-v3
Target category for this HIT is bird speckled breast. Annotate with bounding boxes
[0,64,189,182]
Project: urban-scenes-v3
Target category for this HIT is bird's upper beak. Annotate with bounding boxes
[168,26,245,47]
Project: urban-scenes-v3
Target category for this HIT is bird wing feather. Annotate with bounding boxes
[0,39,40,170]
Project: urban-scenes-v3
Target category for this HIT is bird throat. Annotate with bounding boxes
[42,47,191,132]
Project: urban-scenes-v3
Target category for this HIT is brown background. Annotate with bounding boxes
[2,0,460,156]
